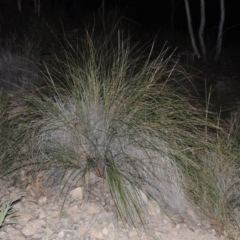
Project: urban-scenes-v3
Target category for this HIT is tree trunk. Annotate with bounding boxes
[18,0,22,12]
[184,0,200,59]
[199,0,207,61]
[214,0,225,62]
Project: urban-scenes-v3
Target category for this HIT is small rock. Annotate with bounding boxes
[78,226,88,236]
[89,171,97,180]
[58,230,65,238]
[163,219,169,224]
[172,230,178,236]
[36,219,46,227]
[21,223,37,236]
[50,210,59,218]
[109,198,115,206]
[37,209,46,219]
[93,231,104,239]
[187,208,195,217]
[45,227,54,238]
[66,205,79,216]
[86,204,101,214]
[108,222,115,229]
[0,232,7,239]
[70,187,84,201]
[38,196,48,205]
[148,200,161,216]
[155,231,162,237]
[66,205,81,222]
[139,189,148,205]
[102,227,108,235]
[175,224,181,230]
[129,229,138,237]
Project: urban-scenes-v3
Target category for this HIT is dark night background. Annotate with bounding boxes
[0,0,240,62]
[68,0,240,42]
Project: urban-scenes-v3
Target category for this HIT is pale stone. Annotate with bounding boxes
[0,232,7,239]
[148,200,161,216]
[102,227,108,235]
[138,189,148,205]
[66,205,80,221]
[163,219,169,224]
[187,208,195,217]
[155,231,163,237]
[37,209,46,219]
[21,223,37,236]
[78,226,88,236]
[45,228,54,238]
[172,230,178,236]
[175,224,181,230]
[109,199,115,206]
[108,222,115,229]
[93,231,104,239]
[66,205,79,216]
[86,204,101,214]
[58,231,65,238]
[38,196,48,205]
[50,210,59,218]
[129,229,138,237]
[36,219,46,227]
[70,187,84,201]
[88,171,97,180]
[140,232,148,240]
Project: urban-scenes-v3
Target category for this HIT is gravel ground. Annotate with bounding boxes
[0,171,234,240]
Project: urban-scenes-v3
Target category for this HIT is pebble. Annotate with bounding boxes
[102,227,109,235]
[38,196,48,205]
[69,187,84,201]
[21,223,37,236]
[58,231,65,238]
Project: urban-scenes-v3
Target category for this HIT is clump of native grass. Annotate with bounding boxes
[1,28,240,236]
[1,32,194,225]
[176,89,240,235]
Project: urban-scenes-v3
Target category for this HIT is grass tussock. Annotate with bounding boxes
[0,24,240,236]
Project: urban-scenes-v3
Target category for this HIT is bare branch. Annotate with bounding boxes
[214,0,225,62]
[184,0,201,58]
[199,0,207,61]
[18,0,22,13]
